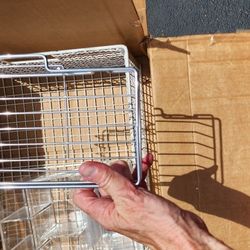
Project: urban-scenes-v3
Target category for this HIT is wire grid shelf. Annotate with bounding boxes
[0,45,145,250]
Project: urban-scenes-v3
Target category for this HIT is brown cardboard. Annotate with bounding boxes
[0,0,144,55]
[148,33,250,249]
[132,0,148,36]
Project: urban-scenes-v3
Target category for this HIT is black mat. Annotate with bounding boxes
[147,0,250,37]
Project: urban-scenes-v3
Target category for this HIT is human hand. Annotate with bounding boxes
[73,154,231,250]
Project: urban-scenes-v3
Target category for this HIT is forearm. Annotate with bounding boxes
[150,228,231,250]
[147,209,231,250]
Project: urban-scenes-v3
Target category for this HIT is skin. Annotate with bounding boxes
[73,153,232,250]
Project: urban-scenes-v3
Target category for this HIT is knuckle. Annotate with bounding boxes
[127,188,142,201]
[118,188,145,210]
[99,169,113,189]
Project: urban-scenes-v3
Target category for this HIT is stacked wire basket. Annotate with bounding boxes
[0,45,146,249]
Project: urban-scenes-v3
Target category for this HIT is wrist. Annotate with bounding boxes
[149,225,229,250]
[144,208,199,249]
[146,209,230,250]
[148,222,204,250]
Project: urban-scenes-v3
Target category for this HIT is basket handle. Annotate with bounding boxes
[0,53,97,74]
[0,53,53,69]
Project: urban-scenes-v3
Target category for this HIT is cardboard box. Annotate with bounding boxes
[0,0,250,249]
[147,34,250,249]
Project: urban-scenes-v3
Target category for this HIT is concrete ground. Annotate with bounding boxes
[147,0,250,37]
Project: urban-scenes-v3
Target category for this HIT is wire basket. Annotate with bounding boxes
[0,45,145,250]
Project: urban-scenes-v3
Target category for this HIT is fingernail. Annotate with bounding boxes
[80,165,97,178]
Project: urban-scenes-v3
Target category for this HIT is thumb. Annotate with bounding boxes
[79,161,136,200]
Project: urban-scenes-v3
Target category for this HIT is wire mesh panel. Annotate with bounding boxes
[0,45,144,250]
[0,45,142,189]
[0,72,138,184]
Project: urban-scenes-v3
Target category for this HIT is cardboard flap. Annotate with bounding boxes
[0,0,145,55]
[133,0,148,36]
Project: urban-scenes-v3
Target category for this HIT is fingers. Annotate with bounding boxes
[73,188,114,225]
[132,152,154,182]
[100,160,132,197]
[142,153,154,172]
[78,153,153,200]
[110,160,132,180]
[79,161,136,201]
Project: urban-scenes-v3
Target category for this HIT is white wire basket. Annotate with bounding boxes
[0,45,145,250]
